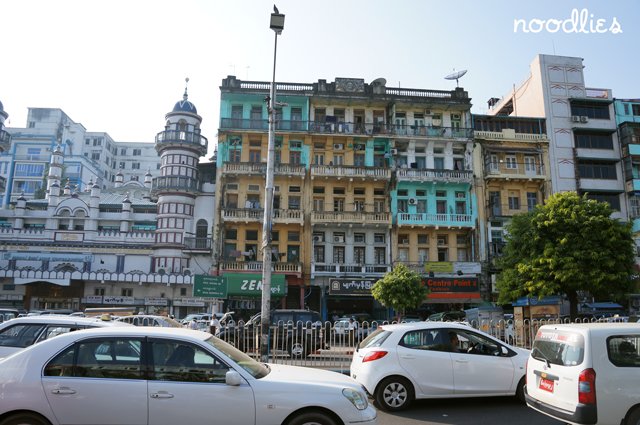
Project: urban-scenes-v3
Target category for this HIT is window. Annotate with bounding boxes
[151,340,229,383]
[332,154,344,166]
[290,151,301,164]
[354,233,365,243]
[527,192,538,211]
[437,248,448,262]
[289,185,301,193]
[374,233,385,243]
[570,102,610,119]
[229,149,241,163]
[575,133,614,150]
[508,194,520,210]
[353,246,365,264]
[225,229,237,240]
[313,198,324,211]
[583,192,621,210]
[314,153,325,165]
[418,234,428,244]
[633,104,640,116]
[505,156,517,169]
[245,230,258,241]
[607,336,640,367]
[314,245,325,263]
[121,288,132,297]
[133,149,142,156]
[288,196,300,210]
[577,161,617,179]
[333,198,344,212]
[249,150,261,163]
[333,246,345,263]
[287,231,300,242]
[374,247,386,264]
[132,162,140,170]
[94,287,105,296]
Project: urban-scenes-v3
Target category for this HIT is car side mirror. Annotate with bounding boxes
[501,346,509,356]
[225,370,243,386]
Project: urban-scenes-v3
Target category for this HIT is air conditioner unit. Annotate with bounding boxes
[580,116,589,123]
[408,198,417,205]
[157,268,167,275]
[401,239,409,244]
[571,115,581,123]
[182,268,192,276]
[354,144,364,151]
[452,114,461,120]
[390,148,398,155]
[313,235,323,243]
[333,143,344,150]
[437,239,446,246]
[425,109,432,115]
[333,235,344,243]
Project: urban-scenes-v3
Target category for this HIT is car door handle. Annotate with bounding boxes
[150,391,174,399]
[400,355,416,359]
[51,387,76,395]
[455,359,469,364]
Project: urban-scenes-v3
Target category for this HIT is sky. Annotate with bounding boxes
[2,0,639,160]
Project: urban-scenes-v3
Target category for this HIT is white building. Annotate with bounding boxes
[489,54,626,220]
[0,89,217,318]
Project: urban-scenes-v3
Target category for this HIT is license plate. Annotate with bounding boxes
[539,377,554,393]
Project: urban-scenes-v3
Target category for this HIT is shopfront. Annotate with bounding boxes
[320,277,383,321]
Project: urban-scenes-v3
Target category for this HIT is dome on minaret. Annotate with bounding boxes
[172,78,197,114]
[0,99,8,121]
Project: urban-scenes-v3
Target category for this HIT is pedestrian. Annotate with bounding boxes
[209,315,220,335]
[189,318,198,330]
[349,317,359,342]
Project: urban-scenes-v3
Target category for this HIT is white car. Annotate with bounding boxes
[115,314,183,328]
[350,321,529,411]
[0,326,377,425]
[526,323,640,425]
[0,315,130,360]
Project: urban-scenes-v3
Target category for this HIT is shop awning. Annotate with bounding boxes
[14,278,71,286]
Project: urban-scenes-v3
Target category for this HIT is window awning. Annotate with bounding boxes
[14,278,71,286]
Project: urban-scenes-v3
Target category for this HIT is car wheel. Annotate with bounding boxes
[0,412,51,425]
[375,376,414,412]
[515,377,526,403]
[286,411,337,425]
[288,340,308,358]
[626,406,640,425]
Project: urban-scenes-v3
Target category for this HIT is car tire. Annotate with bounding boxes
[515,377,526,403]
[0,412,50,425]
[286,411,337,425]
[626,406,640,425]
[375,376,414,412]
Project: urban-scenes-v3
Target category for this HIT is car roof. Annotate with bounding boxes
[0,315,130,327]
[44,326,210,342]
[380,321,472,331]
[539,322,640,332]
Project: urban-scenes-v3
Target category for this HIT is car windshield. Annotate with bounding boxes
[205,335,270,379]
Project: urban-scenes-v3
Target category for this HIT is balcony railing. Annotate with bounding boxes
[396,168,472,184]
[311,165,391,180]
[474,130,548,142]
[484,163,546,179]
[183,237,212,251]
[155,129,208,154]
[223,162,305,177]
[311,211,390,225]
[151,176,200,193]
[489,203,537,218]
[311,263,391,275]
[397,212,474,227]
[219,261,302,275]
[222,208,303,224]
[0,129,12,151]
[220,118,473,139]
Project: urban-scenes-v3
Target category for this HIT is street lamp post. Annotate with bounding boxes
[260,6,284,362]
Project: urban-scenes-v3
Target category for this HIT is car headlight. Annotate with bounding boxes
[342,388,368,410]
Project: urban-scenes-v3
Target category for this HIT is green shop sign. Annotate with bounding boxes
[193,274,287,299]
[226,273,286,297]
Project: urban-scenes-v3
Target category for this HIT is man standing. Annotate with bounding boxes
[209,315,220,335]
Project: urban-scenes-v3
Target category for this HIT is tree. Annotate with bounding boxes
[372,263,429,320]
[497,191,636,319]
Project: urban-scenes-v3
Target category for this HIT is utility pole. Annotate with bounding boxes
[260,6,285,363]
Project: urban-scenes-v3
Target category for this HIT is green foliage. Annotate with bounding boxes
[372,263,429,316]
[496,192,635,314]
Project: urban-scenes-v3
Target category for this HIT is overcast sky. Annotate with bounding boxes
[2,0,638,160]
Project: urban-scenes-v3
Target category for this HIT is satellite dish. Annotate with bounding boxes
[444,69,467,87]
[371,77,387,86]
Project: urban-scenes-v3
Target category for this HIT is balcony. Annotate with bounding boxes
[219,261,302,276]
[151,176,200,194]
[396,168,472,184]
[222,162,305,178]
[474,130,547,142]
[484,163,546,181]
[397,212,474,228]
[155,128,208,155]
[311,211,391,226]
[220,117,473,140]
[311,263,391,276]
[488,203,536,218]
[183,237,211,252]
[222,208,304,225]
[311,165,391,181]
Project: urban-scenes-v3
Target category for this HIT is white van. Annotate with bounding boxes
[525,323,640,425]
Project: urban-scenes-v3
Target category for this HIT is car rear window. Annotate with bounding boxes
[531,329,585,366]
[358,328,391,348]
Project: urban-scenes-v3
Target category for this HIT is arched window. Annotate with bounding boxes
[196,219,208,238]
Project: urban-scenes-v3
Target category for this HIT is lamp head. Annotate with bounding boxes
[270,8,285,34]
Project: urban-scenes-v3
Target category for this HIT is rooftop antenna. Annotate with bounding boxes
[444,69,467,87]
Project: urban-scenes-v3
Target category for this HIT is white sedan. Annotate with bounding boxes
[350,321,529,411]
[0,327,376,425]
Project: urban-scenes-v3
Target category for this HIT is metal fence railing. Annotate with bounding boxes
[213,317,631,373]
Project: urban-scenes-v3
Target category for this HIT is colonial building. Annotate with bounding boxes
[0,90,216,318]
[214,76,481,320]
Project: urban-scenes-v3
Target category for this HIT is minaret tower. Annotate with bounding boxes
[152,78,208,274]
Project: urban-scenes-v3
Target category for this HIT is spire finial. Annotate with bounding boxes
[183,77,190,100]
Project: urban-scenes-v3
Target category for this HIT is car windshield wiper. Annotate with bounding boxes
[531,347,552,367]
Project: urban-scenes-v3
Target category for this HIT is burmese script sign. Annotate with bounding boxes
[329,278,376,296]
